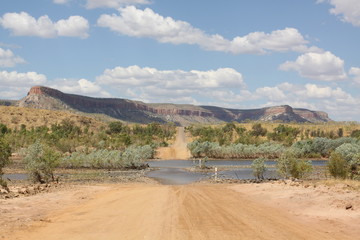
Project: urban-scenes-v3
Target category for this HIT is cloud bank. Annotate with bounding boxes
[98,6,318,54]
[0,12,89,38]
[279,51,347,81]
[319,0,360,27]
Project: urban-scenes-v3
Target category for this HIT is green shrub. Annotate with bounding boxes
[107,121,124,134]
[187,141,284,159]
[62,145,153,169]
[121,145,154,168]
[22,141,61,183]
[251,157,267,179]
[198,156,208,169]
[276,151,313,179]
[0,138,11,188]
[328,152,348,179]
[334,143,360,163]
[268,124,300,146]
[250,123,267,137]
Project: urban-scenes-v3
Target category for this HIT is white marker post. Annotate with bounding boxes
[215,167,218,181]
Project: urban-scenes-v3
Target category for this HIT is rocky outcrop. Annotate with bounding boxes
[293,108,331,122]
[17,86,331,125]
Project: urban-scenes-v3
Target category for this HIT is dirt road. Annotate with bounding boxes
[156,127,191,160]
[9,183,357,240]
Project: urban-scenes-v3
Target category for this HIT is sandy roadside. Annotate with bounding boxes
[2,181,359,240]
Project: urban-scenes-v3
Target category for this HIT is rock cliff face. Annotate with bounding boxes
[17,86,331,125]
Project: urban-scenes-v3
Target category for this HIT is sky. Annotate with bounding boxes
[0,0,360,121]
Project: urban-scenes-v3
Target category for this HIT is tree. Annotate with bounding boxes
[267,124,300,145]
[0,138,11,188]
[250,123,267,137]
[337,128,344,138]
[0,123,9,136]
[107,121,123,134]
[251,157,267,179]
[350,129,360,138]
[328,152,348,179]
[276,151,313,179]
[23,141,61,183]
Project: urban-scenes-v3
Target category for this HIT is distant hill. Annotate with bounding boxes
[0,100,17,106]
[15,86,331,126]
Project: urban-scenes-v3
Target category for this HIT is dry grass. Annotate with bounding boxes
[318,179,360,192]
[0,106,106,131]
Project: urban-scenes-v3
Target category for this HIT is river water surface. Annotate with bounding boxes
[146,160,327,185]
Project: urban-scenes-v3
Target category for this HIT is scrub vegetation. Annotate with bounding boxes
[187,122,360,180]
[0,119,176,183]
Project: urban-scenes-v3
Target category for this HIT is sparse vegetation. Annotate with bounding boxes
[276,151,313,179]
[187,141,285,159]
[0,137,11,189]
[327,143,360,179]
[61,145,153,169]
[0,113,175,183]
[22,141,61,183]
[251,157,267,179]
[328,152,348,179]
[2,105,360,185]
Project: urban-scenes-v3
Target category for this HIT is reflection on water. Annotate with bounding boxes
[147,168,208,185]
[146,159,327,185]
[218,168,278,180]
[2,173,28,180]
[147,159,327,168]
[3,160,327,185]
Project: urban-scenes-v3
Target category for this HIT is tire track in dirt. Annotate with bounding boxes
[10,184,350,240]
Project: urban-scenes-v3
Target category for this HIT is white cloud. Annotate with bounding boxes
[86,0,150,9]
[0,71,47,87]
[96,65,247,105]
[0,12,89,38]
[0,71,47,99]
[96,65,245,89]
[301,84,353,101]
[49,78,111,97]
[97,6,316,54]
[253,82,359,120]
[53,0,70,4]
[349,67,360,84]
[201,89,254,103]
[55,16,89,38]
[0,48,25,67]
[255,87,286,101]
[279,51,347,81]
[320,0,360,27]
[0,89,26,99]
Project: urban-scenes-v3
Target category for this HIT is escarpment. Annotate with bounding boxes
[17,86,331,125]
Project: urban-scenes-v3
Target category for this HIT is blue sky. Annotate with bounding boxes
[0,0,360,121]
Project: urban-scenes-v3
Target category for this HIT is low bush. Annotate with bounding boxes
[0,138,11,189]
[187,141,285,159]
[328,152,348,179]
[251,157,267,179]
[276,151,313,179]
[61,145,154,169]
[22,141,61,183]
